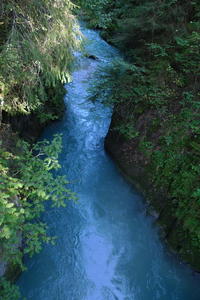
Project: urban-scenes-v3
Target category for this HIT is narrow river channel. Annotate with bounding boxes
[17,24,200,300]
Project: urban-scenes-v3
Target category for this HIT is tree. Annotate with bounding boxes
[0,0,81,122]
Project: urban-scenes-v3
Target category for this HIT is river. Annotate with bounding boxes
[17,24,200,300]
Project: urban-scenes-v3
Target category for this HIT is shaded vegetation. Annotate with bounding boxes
[0,0,80,121]
[81,0,200,268]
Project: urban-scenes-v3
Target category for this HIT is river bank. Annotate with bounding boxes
[105,105,200,271]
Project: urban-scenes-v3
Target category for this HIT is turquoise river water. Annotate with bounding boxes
[17,24,200,300]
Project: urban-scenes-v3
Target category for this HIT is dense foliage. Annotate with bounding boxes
[1,134,75,264]
[0,278,20,300]
[0,0,80,297]
[82,0,200,266]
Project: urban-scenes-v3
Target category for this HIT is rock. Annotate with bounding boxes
[86,54,99,60]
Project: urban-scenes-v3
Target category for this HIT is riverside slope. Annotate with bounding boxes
[17,24,200,300]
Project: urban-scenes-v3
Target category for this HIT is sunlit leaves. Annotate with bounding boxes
[0,135,75,269]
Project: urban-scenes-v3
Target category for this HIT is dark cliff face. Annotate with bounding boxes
[105,107,200,272]
[2,83,65,142]
[2,112,45,141]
